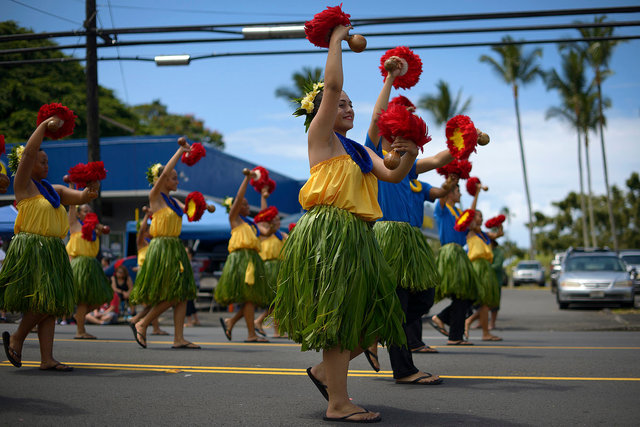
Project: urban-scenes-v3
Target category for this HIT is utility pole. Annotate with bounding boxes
[85,0,101,216]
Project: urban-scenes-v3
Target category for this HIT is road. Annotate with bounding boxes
[1,288,639,426]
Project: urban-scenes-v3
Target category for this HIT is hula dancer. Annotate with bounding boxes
[272,21,418,423]
[216,170,271,343]
[464,208,503,341]
[430,175,481,345]
[489,237,506,330]
[129,137,199,349]
[128,206,168,336]
[66,203,113,339]
[1,116,99,371]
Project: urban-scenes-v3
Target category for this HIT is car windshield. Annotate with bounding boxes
[621,255,640,265]
[565,256,626,272]
[517,263,540,270]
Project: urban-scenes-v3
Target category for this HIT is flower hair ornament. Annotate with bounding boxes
[145,163,163,186]
[36,103,77,140]
[8,145,25,175]
[454,209,475,232]
[222,196,234,214]
[293,80,324,132]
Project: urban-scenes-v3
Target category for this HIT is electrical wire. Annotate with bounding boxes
[107,0,130,104]
[7,0,82,25]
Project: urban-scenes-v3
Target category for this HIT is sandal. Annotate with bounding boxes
[129,323,147,348]
[40,362,73,372]
[364,349,380,372]
[220,318,232,341]
[411,345,439,354]
[306,367,329,401]
[428,318,449,337]
[396,372,443,385]
[2,331,21,367]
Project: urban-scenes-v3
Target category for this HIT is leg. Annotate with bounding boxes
[74,303,96,339]
[448,298,472,343]
[254,307,270,336]
[225,305,245,332]
[172,301,197,347]
[37,315,70,370]
[243,302,266,341]
[465,310,479,338]
[480,305,502,341]
[490,308,498,330]
[134,301,173,346]
[7,312,48,363]
[129,304,151,325]
[84,311,102,325]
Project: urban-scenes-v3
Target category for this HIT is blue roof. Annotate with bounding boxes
[0,135,304,215]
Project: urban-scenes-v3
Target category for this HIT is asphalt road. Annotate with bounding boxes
[1,288,639,426]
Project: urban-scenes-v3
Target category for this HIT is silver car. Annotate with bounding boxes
[512,260,545,287]
[556,251,635,309]
[619,250,640,294]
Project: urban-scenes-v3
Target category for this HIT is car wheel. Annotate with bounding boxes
[558,302,569,309]
[513,281,520,287]
[538,281,546,287]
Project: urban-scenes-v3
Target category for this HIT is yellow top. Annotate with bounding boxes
[149,207,182,237]
[66,231,100,257]
[299,155,382,222]
[15,195,69,238]
[260,234,284,261]
[228,222,260,253]
[137,244,149,267]
[467,233,493,263]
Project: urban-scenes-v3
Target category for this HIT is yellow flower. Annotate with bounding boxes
[301,99,314,114]
[313,82,324,91]
[16,145,25,161]
[150,163,162,183]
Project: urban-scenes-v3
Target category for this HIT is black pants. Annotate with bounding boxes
[437,298,473,341]
[186,299,197,317]
[405,288,435,349]
[388,287,435,379]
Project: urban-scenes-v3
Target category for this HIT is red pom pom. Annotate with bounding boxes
[184,191,207,222]
[36,103,77,140]
[454,209,475,232]
[436,159,472,180]
[250,166,271,193]
[68,161,107,188]
[81,212,99,241]
[377,104,431,152]
[265,178,276,195]
[305,4,351,48]
[485,214,506,229]
[446,115,478,160]
[389,95,416,111]
[254,206,279,224]
[466,177,481,196]
[181,142,206,166]
[379,46,423,89]
[0,134,5,156]
[288,223,296,233]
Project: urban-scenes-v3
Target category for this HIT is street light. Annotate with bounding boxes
[154,54,191,66]
[242,25,305,39]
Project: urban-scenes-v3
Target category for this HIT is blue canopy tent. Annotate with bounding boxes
[0,204,18,238]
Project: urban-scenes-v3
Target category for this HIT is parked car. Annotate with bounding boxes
[556,248,635,309]
[550,251,566,293]
[618,249,640,294]
[512,260,546,287]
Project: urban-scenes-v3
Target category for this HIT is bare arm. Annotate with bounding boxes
[367,65,400,148]
[429,174,457,200]
[54,182,99,206]
[136,208,151,250]
[486,225,504,241]
[260,189,269,211]
[229,174,251,228]
[149,138,189,207]
[14,118,58,201]
[415,149,454,174]
[368,137,418,183]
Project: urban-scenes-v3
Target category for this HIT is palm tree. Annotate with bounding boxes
[418,80,471,126]
[275,66,323,108]
[577,16,622,251]
[544,49,590,248]
[480,36,543,259]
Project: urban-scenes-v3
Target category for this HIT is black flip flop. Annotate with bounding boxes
[396,373,443,385]
[171,342,201,349]
[306,367,329,401]
[411,345,439,354]
[364,349,380,372]
[129,323,147,348]
[40,362,73,372]
[323,410,381,423]
[427,319,449,337]
[219,318,232,341]
[2,331,21,367]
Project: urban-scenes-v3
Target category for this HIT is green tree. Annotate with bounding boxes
[577,16,623,251]
[480,36,543,259]
[275,66,323,108]
[418,80,471,126]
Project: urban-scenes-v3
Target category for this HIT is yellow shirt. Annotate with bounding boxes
[137,244,149,267]
[260,234,284,261]
[228,222,261,253]
[467,232,493,263]
[15,195,69,238]
[149,207,182,237]
[299,154,382,222]
[66,231,100,257]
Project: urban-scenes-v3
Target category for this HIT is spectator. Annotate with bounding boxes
[86,293,120,325]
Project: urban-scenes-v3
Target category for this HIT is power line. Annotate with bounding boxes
[7,0,82,25]
[106,0,129,104]
[95,2,307,18]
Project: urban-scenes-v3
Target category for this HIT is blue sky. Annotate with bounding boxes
[5,0,640,249]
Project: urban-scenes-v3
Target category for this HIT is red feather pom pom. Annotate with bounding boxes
[265,178,276,195]
[305,4,351,48]
[436,159,472,180]
[68,161,107,188]
[466,177,481,196]
[0,134,5,156]
[379,46,423,89]
[454,209,475,232]
[181,142,206,166]
[288,223,296,233]
[254,206,279,224]
[446,115,478,160]
[389,95,416,110]
[81,212,99,241]
[250,166,272,193]
[377,103,432,152]
[184,191,207,222]
[36,103,77,140]
[485,214,506,229]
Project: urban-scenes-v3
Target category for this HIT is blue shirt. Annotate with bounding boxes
[434,199,467,246]
[364,134,414,222]
[407,180,434,228]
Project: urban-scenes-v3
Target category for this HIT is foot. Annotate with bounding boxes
[447,340,474,345]
[472,323,482,329]
[244,336,269,343]
[482,335,503,341]
[324,403,381,422]
[151,329,170,336]
[429,316,448,337]
[3,331,22,367]
[364,346,380,372]
[171,341,201,349]
[40,360,73,371]
[254,323,267,337]
[130,323,147,348]
[220,318,232,341]
[395,371,442,385]
[74,333,97,340]
[411,345,439,354]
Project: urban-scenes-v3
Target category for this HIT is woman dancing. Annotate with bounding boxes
[129,137,199,349]
[1,116,99,371]
[272,25,418,423]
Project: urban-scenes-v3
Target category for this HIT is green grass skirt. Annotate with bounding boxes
[373,221,439,291]
[472,259,499,307]
[264,258,280,304]
[71,256,113,305]
[272,205,406,352]
[0,232,76,316]
[435,243,480,302]
[130,236,196,305]
[214,249,270,307]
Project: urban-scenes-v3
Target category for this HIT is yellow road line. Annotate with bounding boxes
[2,361,639,381]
